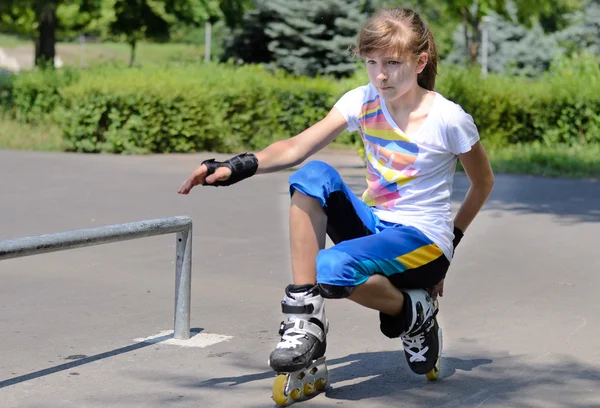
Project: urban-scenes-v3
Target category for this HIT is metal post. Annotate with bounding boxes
[204,21,212,62]
[481,16,491,78]
[0,216,194,340]
[174,226,192,340]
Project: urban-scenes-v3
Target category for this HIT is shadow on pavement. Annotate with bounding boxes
[0,328,205,389]
[338,172,600,224]
[188,350,600,408]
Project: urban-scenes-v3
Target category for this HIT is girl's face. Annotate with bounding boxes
[365,52,427,102]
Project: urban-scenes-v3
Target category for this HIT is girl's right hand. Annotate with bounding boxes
[177,164,232,194]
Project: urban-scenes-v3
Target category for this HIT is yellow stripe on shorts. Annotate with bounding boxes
[396,244,444,269]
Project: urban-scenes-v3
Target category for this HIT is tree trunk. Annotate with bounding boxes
[470,41,480,67]
[129,39,137,67]
[35,2,57,68]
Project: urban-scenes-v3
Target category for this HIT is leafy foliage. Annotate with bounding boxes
[555,0,600,57]
[437,55,600,147]
[52,64,339,153]
[107,0,210,65]
[223,0,365,78]
[0,0,103,66]
[446,8,562,76]
[0,0,103,39]
[434,0,579,66]
[1,60,598,154]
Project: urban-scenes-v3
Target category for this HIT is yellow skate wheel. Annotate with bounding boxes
[272,374,291,406]
[290,387,302,400]
[303,382,315,396]
[315,376,328,391]
[425,359,440,381]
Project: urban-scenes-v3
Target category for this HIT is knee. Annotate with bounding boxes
[318,283,355,299]
[316,249,356,299]
[292,161,337,180]
[289,161,343,204]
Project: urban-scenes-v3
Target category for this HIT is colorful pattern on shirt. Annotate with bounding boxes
[358,95,420,208]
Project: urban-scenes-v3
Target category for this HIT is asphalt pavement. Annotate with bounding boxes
[1,149,599,408]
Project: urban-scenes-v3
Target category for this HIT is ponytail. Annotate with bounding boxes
[417,29,438,91]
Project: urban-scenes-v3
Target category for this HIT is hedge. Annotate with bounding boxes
[0,55,598,154]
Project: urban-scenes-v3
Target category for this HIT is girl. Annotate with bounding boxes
[179,7,494,386]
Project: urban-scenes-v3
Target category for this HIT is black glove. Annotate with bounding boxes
[452,226,464,251]
[202,153,258,187]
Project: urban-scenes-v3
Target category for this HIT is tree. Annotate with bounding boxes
[446,8,562,77]
[107,0,212,66]
[200,0,254,62]
[223,0,366,78]
[442,0,580,67]
[326,0,582,66]
[555,0,600,58]
[0,0,102,68]
[219,0,254,30]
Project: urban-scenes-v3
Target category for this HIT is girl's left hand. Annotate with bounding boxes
[429,279,444,300]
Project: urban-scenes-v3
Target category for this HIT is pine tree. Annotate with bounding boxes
[223,0,365,78]
[555,0,600,57]
[445,4,561,77]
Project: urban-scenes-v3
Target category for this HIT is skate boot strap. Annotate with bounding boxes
[405,307,439,337]
[278,319,325,342]
[281,302,314,314]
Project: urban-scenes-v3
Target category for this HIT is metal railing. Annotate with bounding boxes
[0,216,193,340]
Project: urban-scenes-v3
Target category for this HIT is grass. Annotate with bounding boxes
[0,32,207,69]
[485,143,600,180]
[0,33,31,48]
[0,114,598,180]
[56,42,206,67]
[0,116,63,151]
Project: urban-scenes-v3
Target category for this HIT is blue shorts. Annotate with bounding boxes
[289,160,449,298]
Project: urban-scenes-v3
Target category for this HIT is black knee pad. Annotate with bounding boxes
[379,312,403,339]
[379,291,411,339]
[317,283,355,299]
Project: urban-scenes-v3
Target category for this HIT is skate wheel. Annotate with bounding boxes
[315,376,327,391]
[272,374,291,406]
[425,359,440,381]
[303,381,315,396]
[290,387,302,401]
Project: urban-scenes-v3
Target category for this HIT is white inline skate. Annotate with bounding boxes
[268,284,329,406]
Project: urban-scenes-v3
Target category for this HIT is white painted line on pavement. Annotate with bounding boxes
[134,330,233,348]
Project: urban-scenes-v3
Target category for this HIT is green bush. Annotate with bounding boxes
[3,68,80,124]
[0,74,15,114]
[2,54,599,154]
[56,64,342,154]
[435,54,600,148]
[485,142,600,179]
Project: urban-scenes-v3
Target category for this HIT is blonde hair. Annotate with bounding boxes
[356,8,438,91]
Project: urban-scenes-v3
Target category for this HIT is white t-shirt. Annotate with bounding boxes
[333,83,480,261]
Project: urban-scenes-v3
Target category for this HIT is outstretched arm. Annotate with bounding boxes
[178,108,348,194]
[255,108,349,175]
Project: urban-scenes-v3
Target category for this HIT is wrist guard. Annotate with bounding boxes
[452,226,464,249]
[202,153,258,187]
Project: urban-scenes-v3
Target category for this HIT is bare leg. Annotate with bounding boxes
[290,191,327,285]
[290,191,403,316]
[349,274,404,316]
